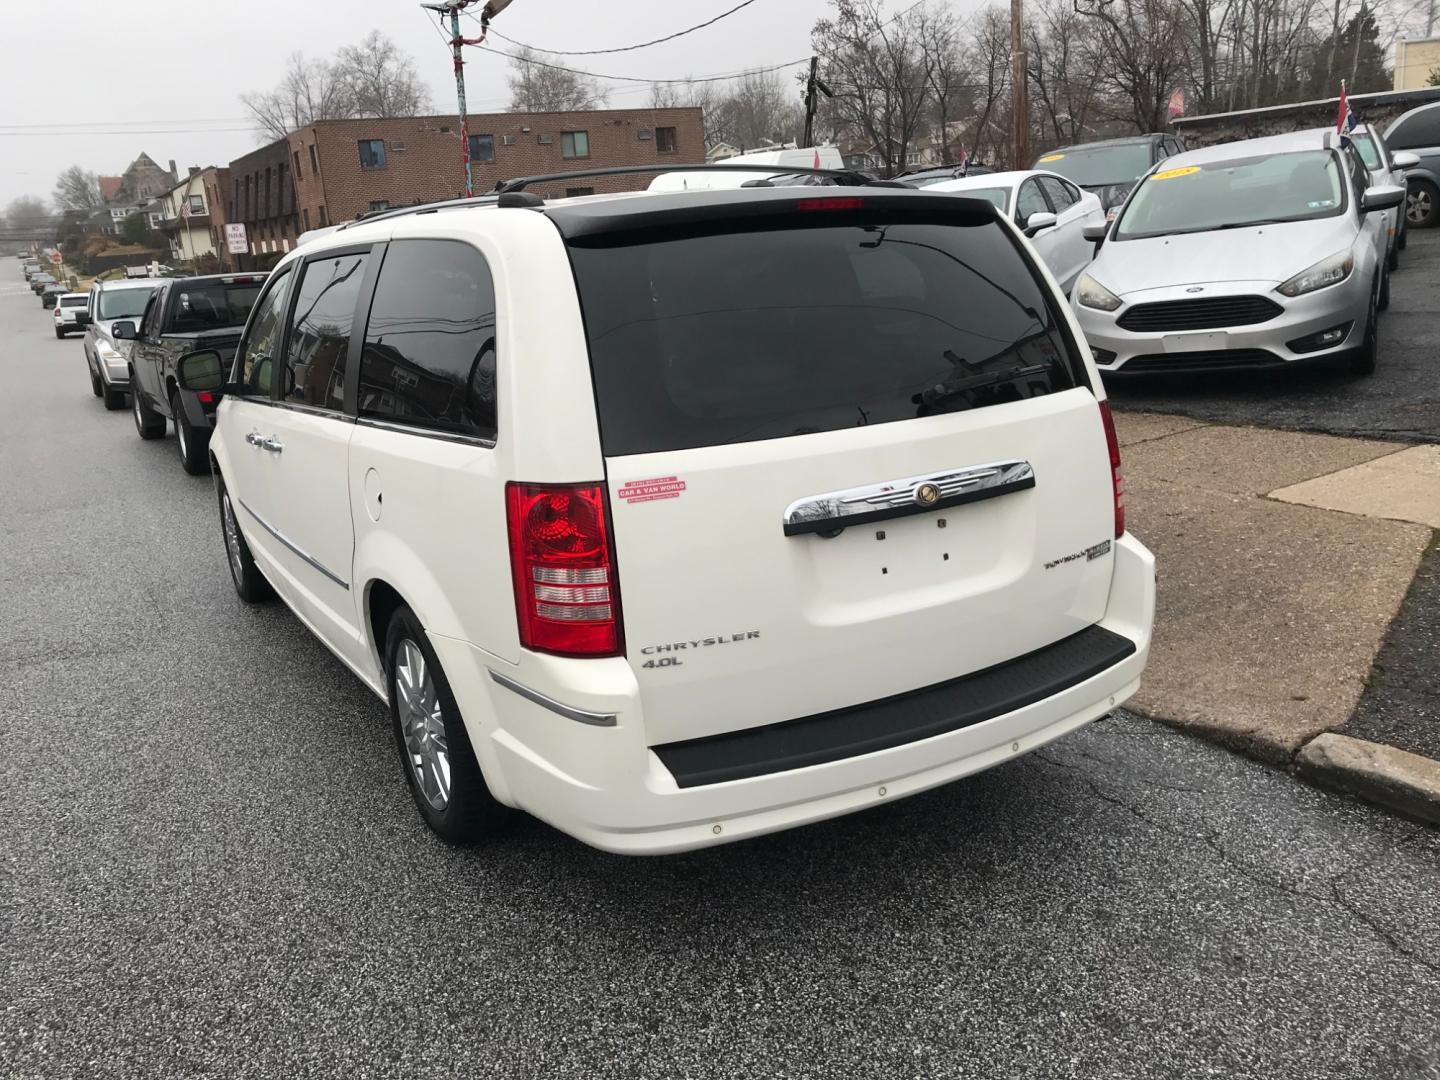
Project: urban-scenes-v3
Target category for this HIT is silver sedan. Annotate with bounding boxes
[1072,130,1403,377]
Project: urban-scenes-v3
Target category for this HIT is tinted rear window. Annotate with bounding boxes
[568,215,1082,456]
[170,282,264,333]
[60,296,86,307]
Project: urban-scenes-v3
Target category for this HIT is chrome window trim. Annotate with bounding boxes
[488,670,617,727]
[238,498,350,590]
[354,415,497,449]
[271,399,355,422]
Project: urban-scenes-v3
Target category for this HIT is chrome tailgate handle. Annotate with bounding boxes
[783,460,1035,537]
[261,436,284,454]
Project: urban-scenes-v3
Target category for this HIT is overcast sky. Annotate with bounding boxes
[0,0,865,209]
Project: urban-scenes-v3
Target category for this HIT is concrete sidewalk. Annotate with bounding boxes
[1114,411,1440,822]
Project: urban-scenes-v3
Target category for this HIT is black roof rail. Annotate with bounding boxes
[490,163,875,193]
[337,193,501,230]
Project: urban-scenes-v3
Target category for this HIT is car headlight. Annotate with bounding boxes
[1277,250,1354,297]
[1076,272,1123,311]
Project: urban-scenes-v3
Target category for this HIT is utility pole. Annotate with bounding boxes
[1010,0,1028,170]
[801,57,834,149]
[421,1,517,197]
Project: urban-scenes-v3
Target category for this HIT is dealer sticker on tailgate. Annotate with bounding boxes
[619,476,687,504]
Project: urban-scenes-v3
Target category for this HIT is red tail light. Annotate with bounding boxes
[1099,401,1125,538]
[505,482,623,657]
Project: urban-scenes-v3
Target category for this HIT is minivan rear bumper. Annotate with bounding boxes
[441,533,1155,855]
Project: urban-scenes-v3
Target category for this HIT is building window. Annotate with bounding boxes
[370,200,390,213]
[561,131,589,159]
[638,128,653,140]
[656,127,678,153]
[303,208,311,230]
[318,205,328,226]
[309,144,319,173]
[293,151,303,181]
[188,194,205,214]
[358,139,387,169]
[565,187,595,198]
[469,134,495,163]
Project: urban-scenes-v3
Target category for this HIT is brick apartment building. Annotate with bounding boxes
[226,107,703,264]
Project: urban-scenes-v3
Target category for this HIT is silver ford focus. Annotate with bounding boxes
[1072,130,1405,377]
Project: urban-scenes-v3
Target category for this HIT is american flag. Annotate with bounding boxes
[1337,80,1356,145]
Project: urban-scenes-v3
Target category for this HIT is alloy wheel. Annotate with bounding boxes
[221,492,245,582]
[1406,187,1432,226]
[395,639,450,811]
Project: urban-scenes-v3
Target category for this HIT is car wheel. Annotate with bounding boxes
[54,328,65,339]
[385,605,505,844]
[89,366,102,398]
[1349,277,1379,376]
[217,476,274,603]
[172,391,211,476]
[1406,179,1439,228]
[101,375,126,411]
[132,382,166,440]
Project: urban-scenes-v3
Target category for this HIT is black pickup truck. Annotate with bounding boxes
[112,273,266,475]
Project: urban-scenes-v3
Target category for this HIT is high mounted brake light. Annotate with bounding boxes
[796,197,865,212]
[506,483,623,657]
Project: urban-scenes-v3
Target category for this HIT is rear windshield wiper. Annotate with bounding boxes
[915,362,1053,410]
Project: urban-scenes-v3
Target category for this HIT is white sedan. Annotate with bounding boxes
[925,170,1105,294]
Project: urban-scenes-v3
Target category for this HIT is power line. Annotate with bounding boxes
[471,0,766,55]
[476,44,810,84]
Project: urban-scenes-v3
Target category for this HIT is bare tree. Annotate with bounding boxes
[813,0,938,176]
[242,52,354,140]
[3,196,56,241]
[1080,0,1193,130]
[918,6,968,163]
[507,47,608,111]
[704,71,805,149]
[53,166,104,212]
[335,31,433,118]
[963,7,1012,164]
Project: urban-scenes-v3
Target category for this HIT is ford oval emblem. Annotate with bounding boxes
[1185,286,1204,293]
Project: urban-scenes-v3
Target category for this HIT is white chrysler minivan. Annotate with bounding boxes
[178,179,1155,854]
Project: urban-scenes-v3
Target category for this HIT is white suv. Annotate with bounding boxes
[177,179,1155,853]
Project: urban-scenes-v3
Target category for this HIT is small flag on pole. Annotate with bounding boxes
[1337,80,1356,145]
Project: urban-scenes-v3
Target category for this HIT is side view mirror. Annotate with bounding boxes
[1082,222,1110,242]
[74,311,91,327]
[176,349,225,393]
[1391,151,1420,170]
[111,321,137,340]
[1360,184,1406,213]
[1024,211,1058,237]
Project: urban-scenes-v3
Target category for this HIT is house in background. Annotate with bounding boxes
[156,167,218,264]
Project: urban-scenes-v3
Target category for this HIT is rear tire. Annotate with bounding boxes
[1406,179,1439,229]
[1348,277,1379,376]
[385,605,505,844]
[173,391,211,476]
[101,377,126,411]
[217,475,274,603]
[132,381,166,440]
[54,328,65,339]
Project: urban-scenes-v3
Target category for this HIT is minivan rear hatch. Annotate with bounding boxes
[553,191,1119,746]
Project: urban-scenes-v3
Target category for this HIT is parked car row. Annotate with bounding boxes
[895,126,1407,377]
[61,167,1157,854]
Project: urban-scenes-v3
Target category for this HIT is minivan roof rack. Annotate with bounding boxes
[337,193,501,230]
[491,163,875,193]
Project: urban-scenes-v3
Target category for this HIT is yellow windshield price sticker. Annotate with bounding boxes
[1038,153,1065,162]
[1153,166,1201,180]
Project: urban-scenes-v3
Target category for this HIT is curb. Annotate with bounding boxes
[1295,733,1440,827]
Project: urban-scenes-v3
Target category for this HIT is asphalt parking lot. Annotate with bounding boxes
[1107,227,1440,444]
[3,278,1439,1079]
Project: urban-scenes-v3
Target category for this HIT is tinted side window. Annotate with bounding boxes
[237,270,293,397]
[358,240,497,441]
[140,289,165,339]
[1017,179,1050,219]
[282,252,369,411]
[1388,106,1440,150]
[1038,176,1076,209]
